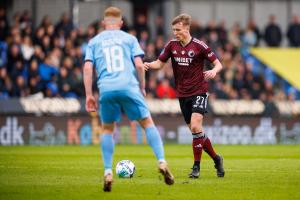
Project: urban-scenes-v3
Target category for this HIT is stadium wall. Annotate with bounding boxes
[1,115,300,146]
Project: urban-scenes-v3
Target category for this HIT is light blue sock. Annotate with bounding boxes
[101,134,114,170]
[145,125,165,162]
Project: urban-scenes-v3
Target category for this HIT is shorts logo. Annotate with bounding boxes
[193,104,203,108]
[188,50,195,57]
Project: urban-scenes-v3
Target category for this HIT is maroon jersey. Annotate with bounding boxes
[158,38,217,97]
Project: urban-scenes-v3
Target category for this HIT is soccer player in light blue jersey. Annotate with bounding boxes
[83,7,174,192]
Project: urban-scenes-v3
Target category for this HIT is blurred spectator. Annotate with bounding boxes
[228,23,242,49]
[155,16,165,37]
[154,35,165,56]
[45,81,58,97]
[144,43,157,62]
[139,30,150,51]
[0,8,9,41]
[7,44,24,74]
[12,75,28,97]
[121,17,130,32]
[261,92,279,117]
[134,14,150,40]
[0,41,8,67]
[57,66,75,98]
[38,55,58,88]
[217,20,228,47]
[55,12,74,37]
[190,20,204,39]
[208,31,221,52]
[247,18,260,46]
[287,15,300,47]
[264,15,282,47]
[39,15,52,29]
[0,67,12,99]
[242,26,257,48]
[146,73,158,98]
[21,35,34,61]
[205,20,218,36]
[156,79,176,99]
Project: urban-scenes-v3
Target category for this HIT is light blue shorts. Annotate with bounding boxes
[99,90,150,124]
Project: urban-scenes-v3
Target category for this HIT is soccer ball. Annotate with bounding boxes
[115,160,135,178]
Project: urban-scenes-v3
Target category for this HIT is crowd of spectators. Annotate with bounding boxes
[0,8,300,101]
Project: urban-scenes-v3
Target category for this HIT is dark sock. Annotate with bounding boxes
[192,132,205,164]
[203,136,217,160]
[194,161,200,168]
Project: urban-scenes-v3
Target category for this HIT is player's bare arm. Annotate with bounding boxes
[144,59,165,71]
[135,56,146,96]
[83,61,97,112]
[204,59,223,80]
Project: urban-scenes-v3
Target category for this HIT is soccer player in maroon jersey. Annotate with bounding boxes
[145,14,225,178]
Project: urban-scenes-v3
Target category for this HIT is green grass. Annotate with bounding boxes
[0,145,300,200]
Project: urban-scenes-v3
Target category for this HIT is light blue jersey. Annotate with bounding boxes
[85,29,149,123]
[85,30,144,93]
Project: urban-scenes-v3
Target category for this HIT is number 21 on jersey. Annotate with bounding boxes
[103,46,125,73]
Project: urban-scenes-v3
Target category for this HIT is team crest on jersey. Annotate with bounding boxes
[181,50,185,55]
[188,50,195,57]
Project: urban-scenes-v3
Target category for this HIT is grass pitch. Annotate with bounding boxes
[0,145,300,200]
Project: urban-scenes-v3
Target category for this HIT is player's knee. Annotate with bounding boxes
[138,117,154,129]
[102,123,115,133]
[190,125,202,133]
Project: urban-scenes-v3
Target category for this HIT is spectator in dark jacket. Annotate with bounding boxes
[264,15,282,47]
[287,15,300,47]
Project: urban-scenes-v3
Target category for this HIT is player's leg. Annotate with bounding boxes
[190,94,225,177]
[189,113,205,178]
[179,97,202,178]
[122,90,174,185]
[138,117,164,162]
[101,123,115,192]
[99,92,121,191]
[192,119,225,177]
[138,117,174,185]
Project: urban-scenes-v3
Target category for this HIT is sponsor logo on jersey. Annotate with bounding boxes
[174,57,193,66]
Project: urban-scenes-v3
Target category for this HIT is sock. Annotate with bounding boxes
[203,136,217,160]
[192,132,205,164]
[101,134,114,171]
[145,125,165,162]
[194,161,200,168]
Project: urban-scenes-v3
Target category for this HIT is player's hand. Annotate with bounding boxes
[144,62,151,71]
[141,88,146,97]
[85,95,98,112]
[204,69,217,80]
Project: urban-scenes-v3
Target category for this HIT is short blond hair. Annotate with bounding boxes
[172,14,191,26]
[104,7,122,19]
